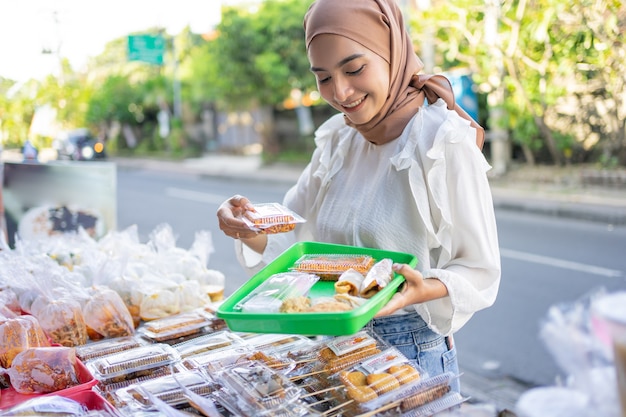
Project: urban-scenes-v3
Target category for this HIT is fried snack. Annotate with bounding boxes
[305,300,353,312]
[399,383,451,412]
[279,296,311,313]
[243,203,304,234]
[0,315,50,368]
[7,347,80,394]
[293,254,375,281]
[318,342,375,363]
[339,370,367,387]
[366,373,401,395]
[334,269,364,296]
[334,293,368,309]
[346,385,378,403]
[388,364,421,385]
[323,347,381,374]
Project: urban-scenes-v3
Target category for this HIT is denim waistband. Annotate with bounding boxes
[366,310,444,348]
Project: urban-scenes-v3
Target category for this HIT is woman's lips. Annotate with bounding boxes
[341,96,366,113]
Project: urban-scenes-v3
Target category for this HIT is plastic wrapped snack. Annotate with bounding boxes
[291,254,375,281]
[234,272,319,313]
[172,330,246,359]
[336,347,424,408]
[0,395,88,416]
[1,346,80,394]
[87,343,180,386]
[30,297,89,347]
[138,310,214,343]
[242,202,306,234]
[115,369,218,411]
[213,360,302,413]
[74,336,145,363]
[82,286,135,340]
[0,315,50,368]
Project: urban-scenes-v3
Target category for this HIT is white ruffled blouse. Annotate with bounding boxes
[235,99,501,336]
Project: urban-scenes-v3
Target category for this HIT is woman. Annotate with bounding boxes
[216,0,501,392]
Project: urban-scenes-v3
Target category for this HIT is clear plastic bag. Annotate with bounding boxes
[1,346,80,394]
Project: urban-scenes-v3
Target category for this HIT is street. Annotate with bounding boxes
[116,168,626,392]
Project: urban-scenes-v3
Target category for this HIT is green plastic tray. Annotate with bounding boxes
[216,242,418,336]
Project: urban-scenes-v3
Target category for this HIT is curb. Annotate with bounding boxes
[112,156,626,225]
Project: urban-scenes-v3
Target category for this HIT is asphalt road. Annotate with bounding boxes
[115,167,626,411]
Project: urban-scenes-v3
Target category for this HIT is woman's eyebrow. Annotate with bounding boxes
[310,53,365,72]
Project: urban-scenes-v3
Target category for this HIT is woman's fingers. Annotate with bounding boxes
[216,194,258,239]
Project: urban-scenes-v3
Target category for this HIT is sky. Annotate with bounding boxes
[0,0,223,82]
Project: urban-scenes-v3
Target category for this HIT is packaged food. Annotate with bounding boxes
[315,331,384,374]
[115,369,218,411]
[242,202,306,234]
[233,272,319,313]
[0,315,50,368]
[182,344,254,371]
[0,395,88,416]
[173,330,246,359]
[87,343,180,385]
[30,297,89,347]
[214,360,302,413]
[82,286,135,340]
[292,254,375,281]
[138,310,214,343]
[2,346,80,394]
[74,336,145,362]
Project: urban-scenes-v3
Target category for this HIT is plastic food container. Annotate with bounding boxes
[217,242,418,335]
[138,310,216,343]
[87,343,180,385]
[0,355,97,409]
[242,202,306,234]
[74,336,145,362]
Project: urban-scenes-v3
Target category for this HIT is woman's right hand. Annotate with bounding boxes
[216,195,268,253]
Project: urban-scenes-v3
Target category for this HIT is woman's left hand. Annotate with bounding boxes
[374,263,448,317]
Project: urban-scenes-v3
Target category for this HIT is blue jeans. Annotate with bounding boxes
[366,310,461,393]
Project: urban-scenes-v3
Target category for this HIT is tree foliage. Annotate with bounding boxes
[416,0,626,166]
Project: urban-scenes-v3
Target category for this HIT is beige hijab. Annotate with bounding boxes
[304,0,484,148]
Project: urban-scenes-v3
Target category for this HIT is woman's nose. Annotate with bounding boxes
[333,76,353,102]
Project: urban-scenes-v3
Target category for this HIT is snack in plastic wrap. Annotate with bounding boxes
[87,343,180,385]
[1,346,80,394]
[315,331,384,375]
[0,394,88,416]
[214,360,302,412]
[115,369,218,411]
[74,336,145,363]
[138,310,214,343]
[0,314,51,368]
[291,254,375,281]
[173,330,246,359]
[30,297,89,347]
[242,202,306,234]
[234,272,319,313]
[359,258,393,299]
[82,286,135,340]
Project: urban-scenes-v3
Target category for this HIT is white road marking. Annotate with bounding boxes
[163,190,626,279]
[166,187,226,204]
[500,248,623,277]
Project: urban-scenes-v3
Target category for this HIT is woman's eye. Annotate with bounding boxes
[318,76,331,84]
[347,65,365,76]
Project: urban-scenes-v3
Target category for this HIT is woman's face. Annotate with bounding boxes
[308,34,390,125]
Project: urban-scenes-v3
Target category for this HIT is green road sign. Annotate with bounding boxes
[127,34,165,65]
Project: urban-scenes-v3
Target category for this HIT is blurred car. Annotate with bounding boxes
[54,128,106,161]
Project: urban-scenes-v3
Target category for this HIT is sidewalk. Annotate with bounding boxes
[113,153,626,225]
